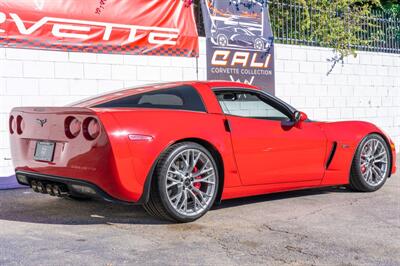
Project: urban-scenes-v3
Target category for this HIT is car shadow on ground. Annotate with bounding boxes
[212,185,352,210]
[0,185,352,226]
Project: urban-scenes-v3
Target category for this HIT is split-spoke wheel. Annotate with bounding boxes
[350,134,391,192]
[143,142,219,222]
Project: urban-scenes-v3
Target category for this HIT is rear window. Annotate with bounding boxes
[94,85,206,112]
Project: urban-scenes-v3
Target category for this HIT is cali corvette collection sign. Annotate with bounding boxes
[0,0,199,57]
[201,0,275,94]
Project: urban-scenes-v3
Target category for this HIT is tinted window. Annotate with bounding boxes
[95,85,206,112]
[215,91,289,121]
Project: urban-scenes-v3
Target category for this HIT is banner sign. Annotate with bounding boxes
[201,0,275,94]
[0,0,199,57]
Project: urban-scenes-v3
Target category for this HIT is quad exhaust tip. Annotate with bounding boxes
[52,185,68,197]
[37,181,45,193]
[31,180,39,192]
[46,184,55,196]
[30,181,68,197]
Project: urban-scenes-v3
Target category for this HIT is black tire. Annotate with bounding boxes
[349,134,391,192]
[143,142,219,223]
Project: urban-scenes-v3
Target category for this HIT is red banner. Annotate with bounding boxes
[0,0,199,57]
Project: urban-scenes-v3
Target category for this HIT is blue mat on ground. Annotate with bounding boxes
[0,175,25,190]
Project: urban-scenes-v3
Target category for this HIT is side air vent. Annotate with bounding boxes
[326,141,337,169]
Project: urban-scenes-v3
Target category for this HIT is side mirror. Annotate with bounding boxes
[294,111,308,128]
[281,111,308,129]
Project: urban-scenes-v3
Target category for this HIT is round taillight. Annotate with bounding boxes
[9,115,15,134]
[16,115,24,135]
[83,117,100,140]
[65,116,81,139]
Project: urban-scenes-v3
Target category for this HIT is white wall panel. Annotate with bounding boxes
[0,40,399,176]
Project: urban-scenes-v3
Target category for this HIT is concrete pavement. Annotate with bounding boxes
[0,157,399,265]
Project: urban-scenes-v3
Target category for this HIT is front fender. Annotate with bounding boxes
[319,121,396,185]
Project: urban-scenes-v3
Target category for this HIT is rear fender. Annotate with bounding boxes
[94,109,241,203]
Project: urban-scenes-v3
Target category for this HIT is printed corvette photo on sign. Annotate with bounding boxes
[201,0,275,94]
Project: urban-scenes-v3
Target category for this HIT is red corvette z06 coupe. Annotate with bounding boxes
[10,81,396,222]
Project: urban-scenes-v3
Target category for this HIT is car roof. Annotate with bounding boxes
[70,81,260,107]
[197,80,260,90]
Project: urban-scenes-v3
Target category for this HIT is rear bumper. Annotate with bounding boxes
[15,171,137,205]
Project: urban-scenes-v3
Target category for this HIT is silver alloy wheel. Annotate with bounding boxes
[165,149,216,217]
[360,139,388,186]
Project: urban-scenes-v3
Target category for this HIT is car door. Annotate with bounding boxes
[215,89,328,186]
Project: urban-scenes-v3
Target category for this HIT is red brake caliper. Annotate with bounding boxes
[361,155,367,173]
[361,165,366,173]
[193,166,202,189]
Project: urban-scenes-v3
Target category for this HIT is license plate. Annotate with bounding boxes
[34,141,55,162]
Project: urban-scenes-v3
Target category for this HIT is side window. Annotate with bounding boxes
[215,91,289,121]
[94,85,206,112]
